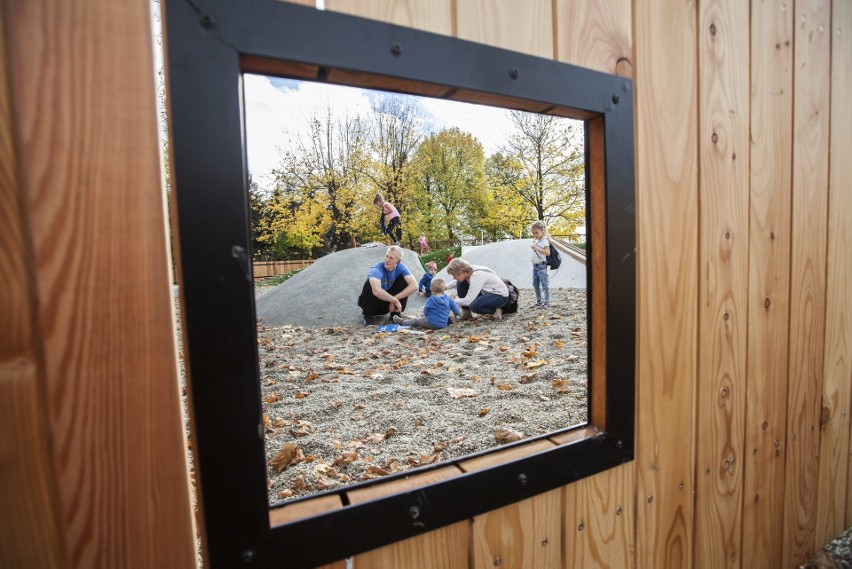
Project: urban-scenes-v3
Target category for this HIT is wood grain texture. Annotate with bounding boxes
[694,0,749,567]
[0,7,66,566]
[458,440,555,473]
[563,462,634,569]
[324,0,454,36]
[588,117,607,429]
[742,2,793,568]
[633,1,699,568]
[472,489,561,569]
[353,521,470,569]
[554,0,632,76]
[782,0,831,565]
[815,0,852,548]
[455,0,553,59]
[5,0,196,567]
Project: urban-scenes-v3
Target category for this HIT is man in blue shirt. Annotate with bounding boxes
[357,245,418,326]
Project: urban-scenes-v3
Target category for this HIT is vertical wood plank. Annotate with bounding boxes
[694,0,749,567]
[743,2,794,568]
[815,0,852,548]
[782,0,831,565]
[0,9,66,563]
[633,0,699,568]
[455,0,553,59]
[353,522,470,569]
[563,462,634,569]
[554,0,633,76]
[5,0,196,567]
[472,489,562,569]
[324,0,454,36]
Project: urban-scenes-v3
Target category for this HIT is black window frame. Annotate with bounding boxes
[164,1,635,567]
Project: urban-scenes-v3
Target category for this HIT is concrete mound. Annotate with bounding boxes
[256,246,427,328]
[435,239,586,289]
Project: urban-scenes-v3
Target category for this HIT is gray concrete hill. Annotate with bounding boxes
[256,246,427,328]
[256,240,586,328]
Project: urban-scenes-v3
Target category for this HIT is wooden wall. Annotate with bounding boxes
[1,1,849,568]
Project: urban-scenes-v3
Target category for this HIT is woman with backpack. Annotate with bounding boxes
[445,258,510,321]
[530,220,552,308]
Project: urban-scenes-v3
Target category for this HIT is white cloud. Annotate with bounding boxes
[419,98,514,154]
[243,75,373,191]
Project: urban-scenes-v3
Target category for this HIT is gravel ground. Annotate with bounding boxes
[258,288,588,504]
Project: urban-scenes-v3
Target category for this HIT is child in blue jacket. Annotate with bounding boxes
[394,278,460,329]
[418,261,437,296]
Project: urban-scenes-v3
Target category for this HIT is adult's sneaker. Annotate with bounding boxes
[363,314,375,326]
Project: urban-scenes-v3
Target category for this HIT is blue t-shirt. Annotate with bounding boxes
[367,261,412,290]
[418,273,434,294]
[423,294,461,328]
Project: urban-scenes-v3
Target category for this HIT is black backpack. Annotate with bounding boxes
[545,243,562,270]
[502,279,519,313]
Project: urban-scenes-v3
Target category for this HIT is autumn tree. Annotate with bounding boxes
[498,111,585,233]
[411,128,487,241]
[362,95,425,242]
[273,104,371,251]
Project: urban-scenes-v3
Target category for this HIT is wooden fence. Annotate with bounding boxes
[2,1,850,568]
[253,259,314,279]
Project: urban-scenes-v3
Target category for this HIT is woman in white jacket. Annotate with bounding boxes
[445,258,509,320]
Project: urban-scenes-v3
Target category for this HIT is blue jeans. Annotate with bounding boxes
[532,262,550,305]
[456,281,509,315]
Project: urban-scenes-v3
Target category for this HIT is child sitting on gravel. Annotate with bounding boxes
[418,261,437,297]
[394,278,459,329]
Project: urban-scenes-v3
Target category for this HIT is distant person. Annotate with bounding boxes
[530,220,552,308]
[445,258,509,321]
[447,252,453,265]
[418,233,430,254]
[374,192,402,246]
[393,278,460,329]
[418,261,437,297]
[357,245,418,326]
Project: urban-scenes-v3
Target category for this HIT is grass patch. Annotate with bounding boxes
[420,246,462,271]
[256,269,303,287]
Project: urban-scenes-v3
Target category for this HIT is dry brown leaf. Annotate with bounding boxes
[495,383,514,391]
[551,379,571,393]
[278,489,295,499]
[294,391,309,399]
[522,346,538,358]
[269,443,303,472]
[498,345,508,352]
[553,340,566,348]
[519,375,535,384]
[263,393,281,404]
[331,399,343,409]
[304,373,319,383]
[350,411,364,421]
[525,359,548,369]
[478,408,490,417]
[385,427,397,438]
[495,428,524,444]
[289,419,316,437]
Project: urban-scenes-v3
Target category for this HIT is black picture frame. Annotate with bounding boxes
[165,1,635,567]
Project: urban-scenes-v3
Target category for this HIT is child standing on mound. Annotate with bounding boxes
[418,261,437,296]
[530,220,552,308]
[394,278,460,329]
[374,192,402,246]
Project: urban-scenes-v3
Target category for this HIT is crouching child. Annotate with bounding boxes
[393,278,460,329]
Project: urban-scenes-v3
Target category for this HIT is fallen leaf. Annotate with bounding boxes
[294,391,309,399]
[478,408,490,417]
[278,489,295,499]
[495,428,524,444]
[495,383,514,391]
[331,399,343,409]
[447,387,480,399]
[519,375,535,384]
[385,427,397,438]
[269,443,303,472]
[304,373,319,383]
[551,379,571,393]
[525,359,548,369]
[523,346,538,358]
[553,340,566,348]
[263,393,280,404]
